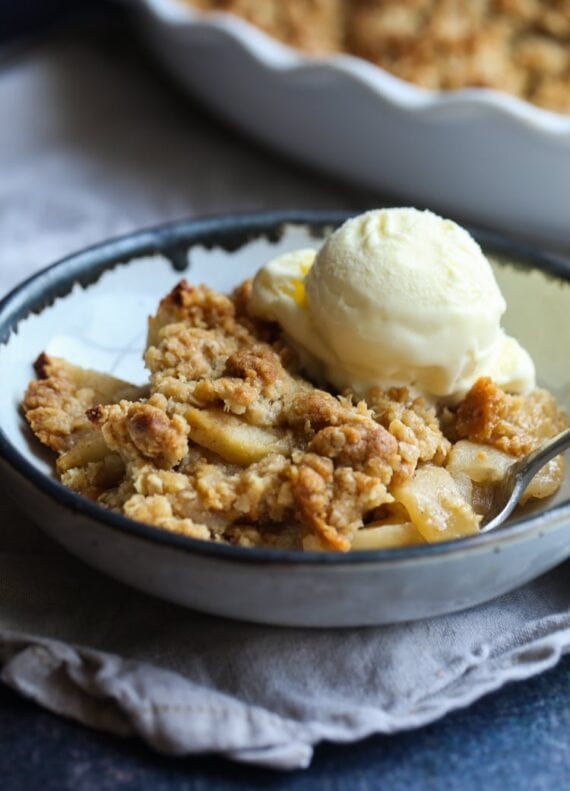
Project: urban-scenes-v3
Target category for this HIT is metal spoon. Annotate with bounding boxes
[480,427,570,533]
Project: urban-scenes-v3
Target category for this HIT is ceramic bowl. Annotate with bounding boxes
[1,210,569,627]
[134,0,570,247]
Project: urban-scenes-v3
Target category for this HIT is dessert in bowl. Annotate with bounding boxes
[20,209,568,553]
[1,210,569,625]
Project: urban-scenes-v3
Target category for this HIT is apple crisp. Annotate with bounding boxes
[183,0,570,113]
[22,279,568,552]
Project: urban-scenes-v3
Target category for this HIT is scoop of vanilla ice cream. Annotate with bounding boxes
[249,208,535,400]
[248,249,334,379]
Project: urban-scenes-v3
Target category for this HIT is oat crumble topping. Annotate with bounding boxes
[22,280,568,551]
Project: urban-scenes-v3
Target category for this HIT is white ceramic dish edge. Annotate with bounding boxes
[133,0,570,248]
[141,0,570,136]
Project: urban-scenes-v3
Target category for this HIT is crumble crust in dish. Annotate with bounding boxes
[22,279,568,552]
[182,0,570,113]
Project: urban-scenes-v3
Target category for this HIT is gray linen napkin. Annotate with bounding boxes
[1,24,569,772]
[1,496,570,770]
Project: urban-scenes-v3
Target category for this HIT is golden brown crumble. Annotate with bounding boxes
[452,376,567,456]
[186,0,346,54]
[23,355,143,454]
[183,0,570,113]
[22,280,567,552]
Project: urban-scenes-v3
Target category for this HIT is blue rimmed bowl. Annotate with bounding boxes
[1,210,569,627]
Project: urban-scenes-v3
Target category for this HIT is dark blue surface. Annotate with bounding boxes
[1,655,569,789]
[0,0,107,45]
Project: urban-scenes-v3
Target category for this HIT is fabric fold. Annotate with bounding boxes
[1,569,569,772]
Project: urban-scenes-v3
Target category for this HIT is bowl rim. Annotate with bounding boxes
[1,208,570,567]
[139,0,570,137]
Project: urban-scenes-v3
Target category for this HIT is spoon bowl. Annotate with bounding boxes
[481,428,570,533]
